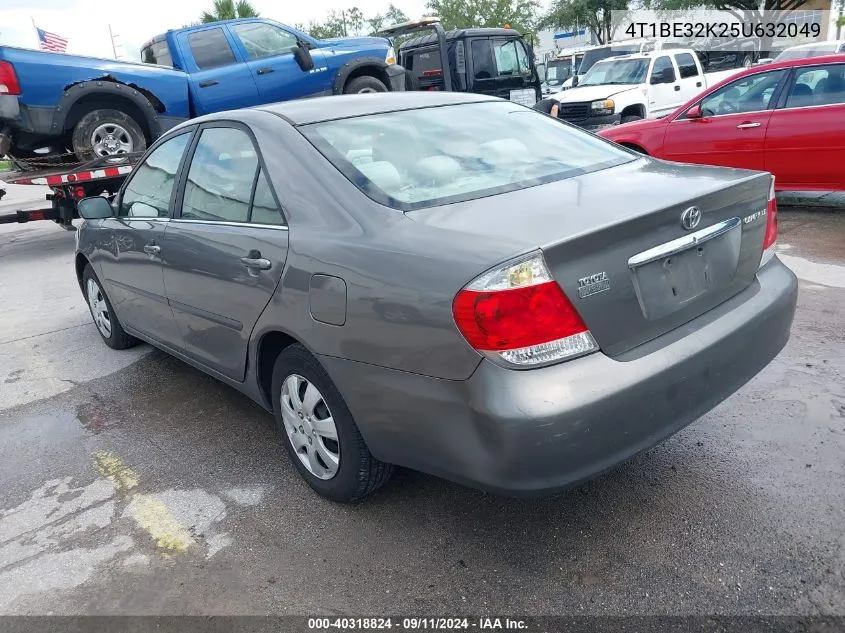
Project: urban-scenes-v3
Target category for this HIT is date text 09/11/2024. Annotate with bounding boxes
[307,617,529,630]
[623,21,821,39]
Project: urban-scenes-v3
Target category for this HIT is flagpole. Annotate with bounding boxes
[108,24,118,59]
[31,16,39,49]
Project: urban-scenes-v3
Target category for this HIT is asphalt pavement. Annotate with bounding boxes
[0,183,843,616]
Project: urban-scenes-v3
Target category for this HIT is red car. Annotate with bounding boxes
[598,54,845,191]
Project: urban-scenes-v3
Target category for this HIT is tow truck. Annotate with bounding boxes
[0,153,140,229]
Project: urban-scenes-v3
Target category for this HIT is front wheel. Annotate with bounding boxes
[271,344,393,502]
[72,109,147,161]
[82,265,138,350]
[621,114,643,124]
[344,76,388,94]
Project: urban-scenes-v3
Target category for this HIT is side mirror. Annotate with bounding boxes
[293,40,314,72]
[77,196,114,220]
[686,104,702,119]
[571,75,579,87]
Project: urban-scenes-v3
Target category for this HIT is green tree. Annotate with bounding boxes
[425,0,540,35]
[540,0,630,44]
[200,0,260,23]
[367,4,410,34]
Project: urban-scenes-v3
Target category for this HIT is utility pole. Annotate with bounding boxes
[108,24,119,60]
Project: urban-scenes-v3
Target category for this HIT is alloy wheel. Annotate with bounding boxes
[86,278,112,338]
[280,374,340,480]
[91,123,134,156]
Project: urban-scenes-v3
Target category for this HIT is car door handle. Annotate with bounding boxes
[736,122,762,129]
[674,85,681,91]
[256,67,274,75]
[143,244,161,256]
[240,256,271,270]
[198,79,218,88]
[696,81,702,87]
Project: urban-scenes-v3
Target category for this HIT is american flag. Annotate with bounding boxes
[37,27,68,53]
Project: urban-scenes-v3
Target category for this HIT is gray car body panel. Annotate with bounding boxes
[75,92,798,495]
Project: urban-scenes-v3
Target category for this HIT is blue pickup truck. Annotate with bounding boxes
[0,18,404,165]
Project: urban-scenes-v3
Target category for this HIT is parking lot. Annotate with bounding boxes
[0,183,843,615]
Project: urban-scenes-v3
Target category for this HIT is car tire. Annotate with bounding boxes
[621,115,643,123]
[82,264,138,350]
[271,343,393,502]
[71,109,147,162]
[344,76,388,94]
[742,53,753,68]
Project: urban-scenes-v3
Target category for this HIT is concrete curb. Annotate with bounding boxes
[777,191,845,209]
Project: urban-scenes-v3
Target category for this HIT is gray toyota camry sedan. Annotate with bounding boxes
[74,92,797,502]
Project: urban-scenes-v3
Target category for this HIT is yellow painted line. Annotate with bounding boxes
[91,450,194,554]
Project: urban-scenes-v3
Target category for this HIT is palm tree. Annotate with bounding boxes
[200,0,260,23]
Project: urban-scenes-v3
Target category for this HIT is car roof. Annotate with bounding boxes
[256,91,500,125]
[783,40,845,51]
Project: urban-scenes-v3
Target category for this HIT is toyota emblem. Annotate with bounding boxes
[681,206,701,231]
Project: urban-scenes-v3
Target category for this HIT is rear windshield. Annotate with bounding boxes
[299,101,633,211]
[141,40,173,67]
[579,45,641,74]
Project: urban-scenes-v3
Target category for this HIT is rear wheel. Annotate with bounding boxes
[271,344,393,502]
[72,109,146,161]
[344,76,388,94]
[742,53,754,68]
[82,265,138,350]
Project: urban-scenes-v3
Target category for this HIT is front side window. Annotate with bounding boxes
[188,28,236,70]
[699,70,785,117]
[232,23,297,60]
[471,40,495,80]
[650,56,676,84]
[119,133,191,218]
[786,64,845,108]
[301,101,634,211]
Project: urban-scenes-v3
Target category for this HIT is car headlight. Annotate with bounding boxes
[385,46,396,65]
[590,99,615,116]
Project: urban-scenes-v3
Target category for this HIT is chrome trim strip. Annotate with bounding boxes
[628,217,741,268]
[170,218,289,230]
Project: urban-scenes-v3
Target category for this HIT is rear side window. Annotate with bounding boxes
[188,28,236,70]
[786,64,845,108]
[181,127,285,225]
[675,53,699,78]
[141,40,173,67]
[231,22,297,59]
[119,133,191,218]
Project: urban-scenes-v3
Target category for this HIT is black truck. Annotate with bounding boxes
[380,18,542,107]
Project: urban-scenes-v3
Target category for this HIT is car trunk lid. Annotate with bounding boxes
[408,159,772,357]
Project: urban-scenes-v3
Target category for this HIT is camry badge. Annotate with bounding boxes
[681,206,702,231]
[577,272,611,299]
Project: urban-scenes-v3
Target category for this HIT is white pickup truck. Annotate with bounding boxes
[549,48,741,131]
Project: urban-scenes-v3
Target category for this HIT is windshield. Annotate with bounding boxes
[580,58,649,86]
[546,60,573,85]
[300,101,633,211]
[578,45,641,75]
[775,43,839,61]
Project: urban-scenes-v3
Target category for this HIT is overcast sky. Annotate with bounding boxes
[0,0,429,61]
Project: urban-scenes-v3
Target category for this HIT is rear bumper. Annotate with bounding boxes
[321,259,798,496]
[0,97,57,149]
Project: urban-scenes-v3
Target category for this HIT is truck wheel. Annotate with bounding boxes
[344,76,388,94]
[621,114,643,123]
[72,109,146,161]
[742,53,753,68]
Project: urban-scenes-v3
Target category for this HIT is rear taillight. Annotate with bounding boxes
[452,251,599,368]
[760,176,778,268]
[0,61,21,95]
